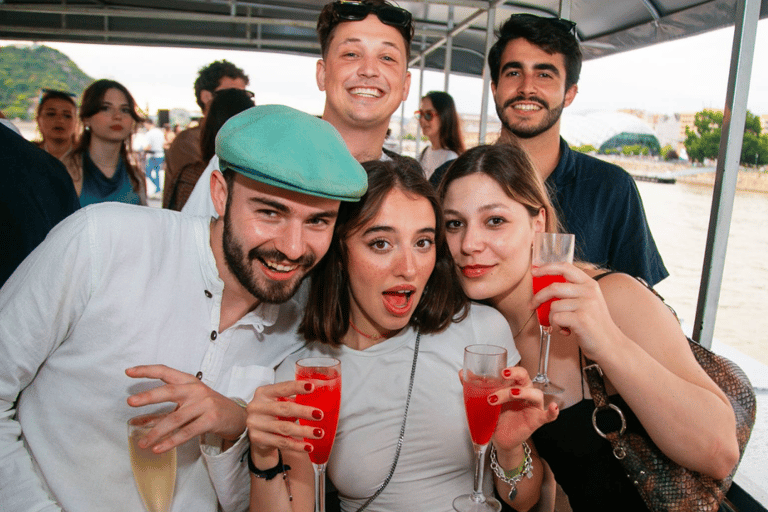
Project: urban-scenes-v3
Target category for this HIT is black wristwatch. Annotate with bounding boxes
[245,449,291,480]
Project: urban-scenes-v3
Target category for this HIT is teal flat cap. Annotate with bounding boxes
[216,105,367,201]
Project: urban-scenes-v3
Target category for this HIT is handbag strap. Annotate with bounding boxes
[354,330,421,512]
[583,271,630,459]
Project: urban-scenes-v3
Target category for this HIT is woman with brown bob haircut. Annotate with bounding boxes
[300,158,467,344]
[245,159,556,511]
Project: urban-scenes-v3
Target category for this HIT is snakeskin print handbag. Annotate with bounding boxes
[583,274,757,511]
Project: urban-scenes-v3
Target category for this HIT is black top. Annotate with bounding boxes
[547,138,668,286]
[532,395,649,511]
[0,124,80,286]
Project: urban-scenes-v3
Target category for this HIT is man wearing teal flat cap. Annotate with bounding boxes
[0,105,366,512]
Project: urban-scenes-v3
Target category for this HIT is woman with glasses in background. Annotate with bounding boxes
[34,89,78,161]
[62,79,147,206]
[416,91,465,186]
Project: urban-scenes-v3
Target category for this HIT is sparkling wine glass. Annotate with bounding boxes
[531,232,575,395]
[294,357,342,512]
[127,413,177,512]
[453,344,507,512]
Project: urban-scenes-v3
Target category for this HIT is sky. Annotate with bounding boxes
[3,18,768,119]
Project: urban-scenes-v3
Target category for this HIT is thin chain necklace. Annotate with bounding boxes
[355,330,421,512]
[515,310,537,339]
[349,318,394,341]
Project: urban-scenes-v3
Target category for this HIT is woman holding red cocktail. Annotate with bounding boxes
[440,142,739,511]
[245,159,557,512]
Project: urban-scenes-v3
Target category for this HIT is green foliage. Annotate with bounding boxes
[745,111,762,135]
[571,144,597,154]
[741,132,768,167]
[684,108,768,165]
[0,44,93,120]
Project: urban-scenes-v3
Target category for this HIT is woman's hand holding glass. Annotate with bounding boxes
[530,262,623,362]
[245,380,324,469]
[487,366,559,453]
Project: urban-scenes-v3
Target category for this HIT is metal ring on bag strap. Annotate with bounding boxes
[591,403,627,438]
[591,404,628,459]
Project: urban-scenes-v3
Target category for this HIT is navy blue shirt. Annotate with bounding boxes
[547,138,668,286]
[0,124,80,286]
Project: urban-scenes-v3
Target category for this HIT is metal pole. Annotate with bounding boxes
[444,6,454,91]
[478,5,496,145]
[415,0,429,158]
[692,0,760,347]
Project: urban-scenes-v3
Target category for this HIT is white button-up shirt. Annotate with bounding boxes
[0,203,306,512]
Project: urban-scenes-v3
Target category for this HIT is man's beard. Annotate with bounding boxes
[222,207,315,304]
[495,95,565,139]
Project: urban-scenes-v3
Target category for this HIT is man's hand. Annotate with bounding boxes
[126,364,247,453]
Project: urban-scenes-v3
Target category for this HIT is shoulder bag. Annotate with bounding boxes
[582,272,757,511]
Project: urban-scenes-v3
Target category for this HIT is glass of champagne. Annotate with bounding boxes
[127,413,177,512]
[294,357,342,512]
[453,344,507,512]
[531,232,575,395]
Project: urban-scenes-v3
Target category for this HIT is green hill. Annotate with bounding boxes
[0,44,93,120]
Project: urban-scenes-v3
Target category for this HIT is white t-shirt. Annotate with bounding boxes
[419,146,458,180]
[145,126,166,157]
[276,303,520,512]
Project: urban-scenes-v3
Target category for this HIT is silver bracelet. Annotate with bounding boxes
[490,442,533,501]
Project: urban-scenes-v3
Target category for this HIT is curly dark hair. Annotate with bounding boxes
[193,60,250,111]
[488,14,582,90]
[300,159,468,345]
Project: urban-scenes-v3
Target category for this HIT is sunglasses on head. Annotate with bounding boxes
[414,110,436,121]
[332,1,412,29]
[505,13,577,36]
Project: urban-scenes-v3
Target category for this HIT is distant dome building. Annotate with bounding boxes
[561,111,661,155]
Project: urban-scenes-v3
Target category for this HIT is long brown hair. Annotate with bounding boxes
[300,159,468,345]
[69,79,145,194]
[438,142,560,233]
[424,91,465,155]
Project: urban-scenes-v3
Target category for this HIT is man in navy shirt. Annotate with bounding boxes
[487,14,667,285]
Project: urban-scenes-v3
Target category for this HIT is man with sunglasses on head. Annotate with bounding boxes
[164,59,250,211]
[316,0,419,166]
[489,13,667,286]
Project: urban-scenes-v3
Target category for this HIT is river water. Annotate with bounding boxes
[637,180,768,365]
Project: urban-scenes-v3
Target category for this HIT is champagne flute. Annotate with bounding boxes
[531,232,575,395]
[294,357,342,512]
[127,413,177,512]
[453,344,507,512]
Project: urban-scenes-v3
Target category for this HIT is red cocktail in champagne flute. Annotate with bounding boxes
[295,357,341,512]
[531,232,574,395]
[454,344,507,512]
[532,272,568,328]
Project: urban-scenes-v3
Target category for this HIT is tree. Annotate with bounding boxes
[0,44,92,119]
[684,109,768,166]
